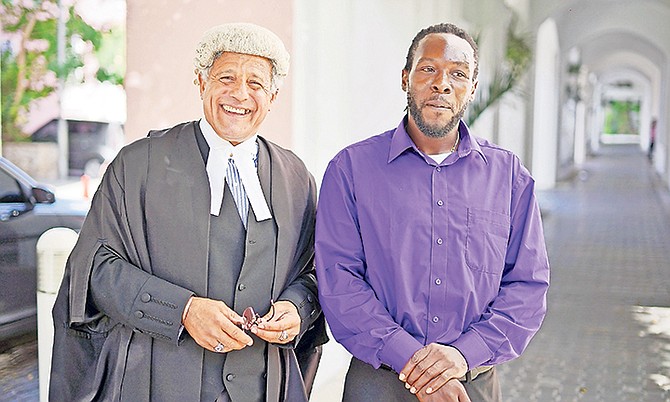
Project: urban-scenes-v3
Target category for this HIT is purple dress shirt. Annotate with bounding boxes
[315,118,550,374]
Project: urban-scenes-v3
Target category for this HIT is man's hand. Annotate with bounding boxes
[250,300,301,345]
[182,296,253,353]
[416,378,471,402]
[399,343,468,396]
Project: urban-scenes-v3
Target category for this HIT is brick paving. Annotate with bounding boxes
[497,145,670,401]
[0,334,38,402]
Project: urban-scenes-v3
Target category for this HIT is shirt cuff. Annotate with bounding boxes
[378,329,424,373]
[450,330,493,370]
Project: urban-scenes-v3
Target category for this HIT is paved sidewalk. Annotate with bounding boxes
[496,145,670,401]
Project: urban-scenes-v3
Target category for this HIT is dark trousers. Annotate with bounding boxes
[342,357,502,402]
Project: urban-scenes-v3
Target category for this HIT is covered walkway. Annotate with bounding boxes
[498,145,670,401]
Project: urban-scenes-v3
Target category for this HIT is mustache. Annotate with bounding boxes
[423,95,453,109]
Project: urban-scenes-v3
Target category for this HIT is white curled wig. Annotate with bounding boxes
[194,22,290,91]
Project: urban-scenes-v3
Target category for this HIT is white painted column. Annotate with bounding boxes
[36,228,78,402]
[532,18,560,189]
[574,100,587,167]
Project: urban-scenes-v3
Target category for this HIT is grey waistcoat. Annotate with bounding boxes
[200,145,278,402]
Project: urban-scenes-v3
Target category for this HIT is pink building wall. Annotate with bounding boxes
[125,1,294,147]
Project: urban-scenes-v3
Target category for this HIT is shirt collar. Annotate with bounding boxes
[199,118,270,219]
[388,116,488,165]
[459,121,487,164]
[387,117,417,163]
[199,118,258,160]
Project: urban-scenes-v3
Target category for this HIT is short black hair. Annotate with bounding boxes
[404,23,479,80]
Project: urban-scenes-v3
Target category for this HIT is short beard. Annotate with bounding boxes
[407,91,466,138]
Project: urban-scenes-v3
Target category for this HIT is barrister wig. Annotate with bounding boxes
[194,22,290,89]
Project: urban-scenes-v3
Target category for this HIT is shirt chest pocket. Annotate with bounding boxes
[464,208,510,274]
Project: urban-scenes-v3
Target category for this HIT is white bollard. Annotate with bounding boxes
[36,227,78,402]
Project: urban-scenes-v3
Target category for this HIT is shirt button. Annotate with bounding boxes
[238,283,246,291]
[432,316,439,323]
[435,278,442,285]
[436,167,441,172]
[436,238,443,245]
[436,200,444,206]
[140,293,151,303]
[225,373,236,381]
[134,311,144,319]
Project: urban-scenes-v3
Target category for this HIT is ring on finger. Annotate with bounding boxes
[214,342,225,353]
[278,330,288,342]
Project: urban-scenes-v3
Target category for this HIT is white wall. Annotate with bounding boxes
[292,0,466,183]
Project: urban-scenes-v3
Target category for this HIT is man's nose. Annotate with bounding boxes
[229,80,250,100]
[431,73,452,93]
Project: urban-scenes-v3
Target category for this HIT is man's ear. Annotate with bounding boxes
[401,69,409,92]
[469,79,478,102]
[197,73,206,99]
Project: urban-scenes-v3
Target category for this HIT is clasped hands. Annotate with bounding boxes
[182,296,300,353]
[399,343,472,402]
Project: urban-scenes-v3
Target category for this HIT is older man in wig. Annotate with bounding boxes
[49,23,326,402]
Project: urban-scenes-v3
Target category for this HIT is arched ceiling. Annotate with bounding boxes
[532,0,668,85]
[536,0,670,55]
[599,68,651,102]
[532,0,668,116]
[582,36,662,112]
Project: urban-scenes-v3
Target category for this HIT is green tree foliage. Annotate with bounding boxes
[1,0,124,142]
[603,100,640,135]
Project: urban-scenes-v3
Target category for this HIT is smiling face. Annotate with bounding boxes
[402,33,478,139]
[198,52,276,144]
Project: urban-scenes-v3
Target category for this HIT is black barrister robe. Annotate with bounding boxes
[49,121,327,401]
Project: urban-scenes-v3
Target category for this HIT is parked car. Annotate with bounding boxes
[30,118,124,177]
[0,157,88,341]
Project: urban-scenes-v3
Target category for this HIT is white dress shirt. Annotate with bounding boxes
[199,118,272,221]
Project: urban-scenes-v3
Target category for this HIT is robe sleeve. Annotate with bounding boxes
[89,246,194,345]
[67,141,193,345]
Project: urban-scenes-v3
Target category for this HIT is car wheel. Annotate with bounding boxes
[83,158,103,178]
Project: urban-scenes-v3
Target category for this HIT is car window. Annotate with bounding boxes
[32,119,107,142]
[31,119,58,142]
[0,170,27,203]
[69,120,106,135]
[69,120,107,149]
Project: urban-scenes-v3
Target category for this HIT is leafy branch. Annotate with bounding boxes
[1,0,124,142]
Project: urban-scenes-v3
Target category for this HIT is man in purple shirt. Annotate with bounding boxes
[315,22,550,402]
